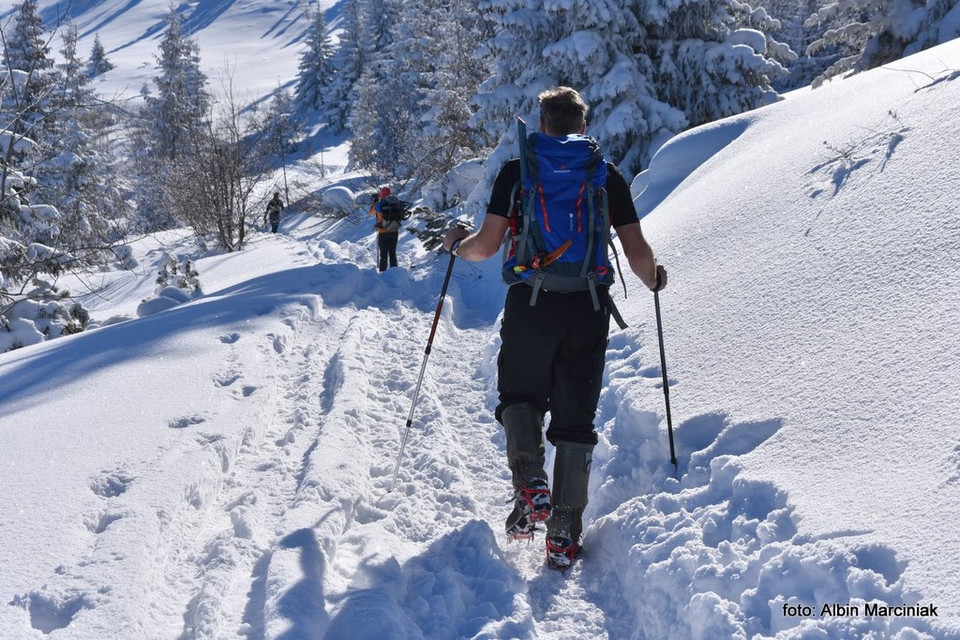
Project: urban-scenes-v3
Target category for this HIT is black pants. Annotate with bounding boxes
[378,232,398,271]
[496,284,611,445]
[268,216,279,233]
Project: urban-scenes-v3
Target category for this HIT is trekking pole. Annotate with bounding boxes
[387,250,457,492]
[654,290,678,477]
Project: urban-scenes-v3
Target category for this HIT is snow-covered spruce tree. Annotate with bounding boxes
[37,22,128,255]
[362,0,401,61]
[87,34,115,77]
[0,124,90,353]
[139,5,210,162]
[349,0,491,192]
[403,0,492,197]
[1,0,55,140]
[153,251,201,297]
[346,0,404,180]
[472,0,786,179]
[263,86,301,195]
[348,59,409,182]
[730,0,800,87]
[761,0,836,89]
[325,0,365,131]
[1,3,62,249]
[805,0,960,87]
[135,251,202,318]
[637,0,788,137]
[0,16,126,351]
[133,4,211,229]
[295,7,335,114]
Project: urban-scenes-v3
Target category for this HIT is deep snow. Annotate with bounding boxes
[1,0,960,636]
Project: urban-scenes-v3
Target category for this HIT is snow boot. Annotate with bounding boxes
[502,403,551,540]
[546,440,593,569]
[545,535,582,570]
[505,479,551,540]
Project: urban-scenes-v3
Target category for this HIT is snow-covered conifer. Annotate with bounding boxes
[326,0,366,130]
[296,8,335,113]
[472,0,787,176]
[348,0,490,189]
[265,87,300,157]
[402,0,491,192]
[806,0,960,86]
[1,0,55,139]
[2,0,51,77]
[87,34,115,77]
[132,5,211,229]
[362,0,401,61]
[346,0,406,178]
[38,22,127,253]
[140,5,210,161]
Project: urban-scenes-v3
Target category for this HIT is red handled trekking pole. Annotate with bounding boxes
[387,250,458,492]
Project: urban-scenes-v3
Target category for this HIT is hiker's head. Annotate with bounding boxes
[379,186,391,199]
[538,86,588,136]
[273,191,280,198]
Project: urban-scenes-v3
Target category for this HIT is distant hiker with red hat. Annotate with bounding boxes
[369,185,410,272]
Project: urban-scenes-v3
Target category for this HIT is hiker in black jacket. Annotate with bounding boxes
[442,87,667,569]
[264,192,284,233]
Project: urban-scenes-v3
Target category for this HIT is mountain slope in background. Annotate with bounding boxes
[1,0,332,105]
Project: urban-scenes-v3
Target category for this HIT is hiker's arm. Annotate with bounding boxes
[443,215,509,261]
[617,223,665,291]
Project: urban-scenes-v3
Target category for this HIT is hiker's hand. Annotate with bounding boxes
[651,265,668,292]
[443,228,470,253]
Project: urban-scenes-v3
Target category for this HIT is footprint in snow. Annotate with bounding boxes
[169,415,207,429]
[83,510,123,535]
[214,372,241,387]
[89,470,134,498]
[9,591,92,634]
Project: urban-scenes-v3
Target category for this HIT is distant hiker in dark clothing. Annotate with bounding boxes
[370,185,405,272]
[264,192,284,233]
[442,87,667,570]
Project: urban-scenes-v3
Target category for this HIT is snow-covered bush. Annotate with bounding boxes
[0,284,89,353]
[111,244,138,270]
[154,252,201,296]
[319,186,358,218]
[136,252,203,318]
[0,154,92,353]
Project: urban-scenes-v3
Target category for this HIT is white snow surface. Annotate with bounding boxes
[1,8,960,638]
[0,0,321,104]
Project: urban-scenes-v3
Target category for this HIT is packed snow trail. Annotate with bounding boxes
[219,222,953,640]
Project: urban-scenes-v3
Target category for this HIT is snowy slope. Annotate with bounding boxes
[1,5,960,637]
[0,0,332,106]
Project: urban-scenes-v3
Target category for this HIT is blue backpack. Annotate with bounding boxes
[503,123,618,316]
